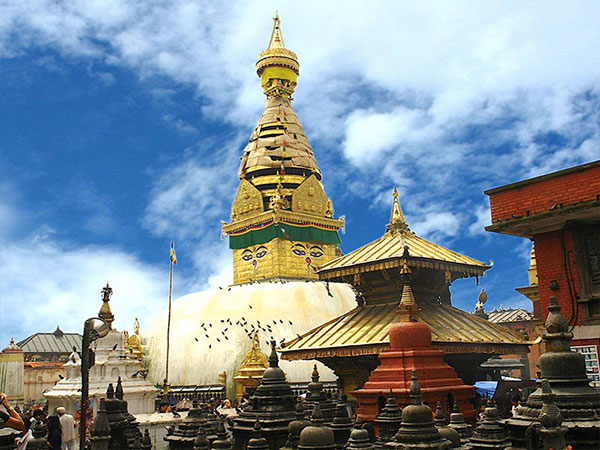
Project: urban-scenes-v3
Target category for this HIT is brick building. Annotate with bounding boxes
[485,160,600,386]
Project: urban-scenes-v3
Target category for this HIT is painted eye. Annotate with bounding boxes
[241,252,253,261]
[255,250,267,259]
[309,247,324,258]
[292,248,306,256]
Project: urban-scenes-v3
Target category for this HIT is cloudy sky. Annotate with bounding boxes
[1,1,599,345]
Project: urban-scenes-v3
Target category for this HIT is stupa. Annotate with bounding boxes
[233,332,269,402]
[373,390,403,447]
[385,371,451,450]
[45,283,158,418]
[232,340,297,450]
[504,296,600,449]
[142,13,356,396]
[304,365,336,424]
[351,266,477,423]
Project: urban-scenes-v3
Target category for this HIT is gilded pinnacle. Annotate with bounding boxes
[386,187,408,235]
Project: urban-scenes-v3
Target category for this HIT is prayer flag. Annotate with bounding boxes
[170,240,177,265]
[325,281,334,298]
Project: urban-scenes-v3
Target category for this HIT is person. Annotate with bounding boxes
[30,408,46,429]
[0,392,24,432]
[14,417,32,450]
[510,394,521,416]
[158,401,172,413]
[46,413,62,449]
[56,407,77,450]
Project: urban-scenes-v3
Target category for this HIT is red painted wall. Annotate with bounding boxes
[488,165,600,224]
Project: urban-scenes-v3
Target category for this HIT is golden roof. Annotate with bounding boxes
[318,189,489,278]
[280,302,529,360]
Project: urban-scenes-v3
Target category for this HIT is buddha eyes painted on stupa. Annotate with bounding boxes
[290,243,323,258]
[241,246,269,261]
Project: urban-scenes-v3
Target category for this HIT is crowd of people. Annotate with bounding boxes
[0,392,77,449]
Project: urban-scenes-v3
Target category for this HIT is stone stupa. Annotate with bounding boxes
[232,340,298,450]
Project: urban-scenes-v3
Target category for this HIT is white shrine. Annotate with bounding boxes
[45,284,158,418]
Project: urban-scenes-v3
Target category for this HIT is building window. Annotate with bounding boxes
[575,225,600,321]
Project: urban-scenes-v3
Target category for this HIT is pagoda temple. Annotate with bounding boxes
[221,13,344,285]
[280,189,530,392]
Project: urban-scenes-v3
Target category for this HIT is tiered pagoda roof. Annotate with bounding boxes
[280,189,529,361]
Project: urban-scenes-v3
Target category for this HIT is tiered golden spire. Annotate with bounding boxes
[397,263,419,321]
[223,14,343,284]
[268,12,284,49]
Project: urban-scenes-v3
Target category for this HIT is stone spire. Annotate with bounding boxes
[538,379,567,450]
[304,364,336,423]
[297,404,336,450]
[247,418,270,450]
[386,370,451,450]
[433,402,460,448]
[504,296,600,449]
[283,402,311,450]
[212,418,233,450]
[98,282,114,329]
[89,397,111,450]
[223,14,343,284]
[448,402,471,442]
[467,400,509,450]
[373,389,402,446]
[330,400,353,450]
[232,339,297,449]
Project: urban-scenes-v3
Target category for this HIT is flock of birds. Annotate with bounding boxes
[191,315,300,350]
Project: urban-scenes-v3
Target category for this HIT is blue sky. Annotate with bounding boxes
[1,1,599,345]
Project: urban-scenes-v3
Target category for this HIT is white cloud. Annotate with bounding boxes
[162,114,198,134]
[469,205,491,236]
[408,209,461,242]
[0,233,167,345]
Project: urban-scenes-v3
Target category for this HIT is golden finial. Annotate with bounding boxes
[256,13,299,97]
[386,187,407,235]
[268,11,285,49]
[398,263,419,321]
[390,187,405,224]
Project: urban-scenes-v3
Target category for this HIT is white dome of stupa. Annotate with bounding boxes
[143,280,356,394]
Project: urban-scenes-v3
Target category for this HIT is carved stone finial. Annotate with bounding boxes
[106,383,114,399]
[409,370,422,405]
[311,364,319,383]
[115,377,124,400]
[268,339,279,367]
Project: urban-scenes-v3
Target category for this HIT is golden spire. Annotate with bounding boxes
[256,12,299,98]
[268,12,284,49]
[386,187,408,235]
[397,263,419,321]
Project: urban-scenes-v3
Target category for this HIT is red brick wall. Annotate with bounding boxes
[534,230,581,325]
[488,165,600,224]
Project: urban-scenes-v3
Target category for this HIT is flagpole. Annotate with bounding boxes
[165,259,173,392]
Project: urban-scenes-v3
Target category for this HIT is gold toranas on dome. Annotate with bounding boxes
[222,14,344,284]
